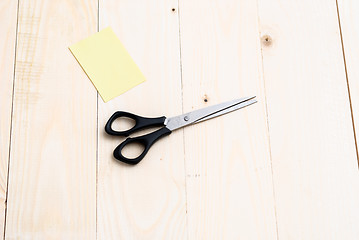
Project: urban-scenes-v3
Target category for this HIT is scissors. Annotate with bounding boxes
[105,96,257,165]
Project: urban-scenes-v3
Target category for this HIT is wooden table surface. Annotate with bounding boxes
[1,0,359,239]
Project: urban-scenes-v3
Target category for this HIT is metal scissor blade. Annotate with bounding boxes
[194,98,257,124]
[165,96,256,131]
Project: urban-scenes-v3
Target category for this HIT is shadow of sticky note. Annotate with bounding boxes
[69,27,146,102]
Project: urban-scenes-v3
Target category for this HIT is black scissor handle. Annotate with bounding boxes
[105,111,166,137]
[113,127,172,165]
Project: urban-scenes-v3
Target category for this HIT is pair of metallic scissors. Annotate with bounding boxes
[105,96,257,165]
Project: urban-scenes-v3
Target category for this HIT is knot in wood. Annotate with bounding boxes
[261,35,273,47]
[203,94,209,103]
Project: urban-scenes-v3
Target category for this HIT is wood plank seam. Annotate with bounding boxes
[176,1,190,239]
[96,93,99,240]
[255,0,280,237]
[335,0,359,166]
[2,0,20,239]
[96,0,99,239]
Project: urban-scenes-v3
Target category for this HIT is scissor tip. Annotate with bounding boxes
[244,95,257,101]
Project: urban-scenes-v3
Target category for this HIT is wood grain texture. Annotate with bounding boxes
[1,0,359,239]
[0,0,18,239]
[97,0,187,239]
[179,1,278,239]
[4,0,97,239]
[257,0,359,239]
[337,0,359,161]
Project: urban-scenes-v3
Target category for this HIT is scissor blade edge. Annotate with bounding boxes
[194,98,257,124]
[165,96,256,131]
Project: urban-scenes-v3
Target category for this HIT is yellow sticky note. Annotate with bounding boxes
[69,27,146,102]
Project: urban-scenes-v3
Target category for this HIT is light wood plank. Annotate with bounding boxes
[257,0,359,239]
[337,0,359,160]
[97,0,187,239]
[0,0,18,238]
[5,0,97,239]
[179,1,278,239]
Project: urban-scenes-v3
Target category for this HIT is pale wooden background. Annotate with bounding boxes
[1,0,359,239]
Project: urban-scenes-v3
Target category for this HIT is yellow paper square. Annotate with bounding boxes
[69,27,145,102]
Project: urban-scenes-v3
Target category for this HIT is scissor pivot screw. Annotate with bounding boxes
[184,116,189,121]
